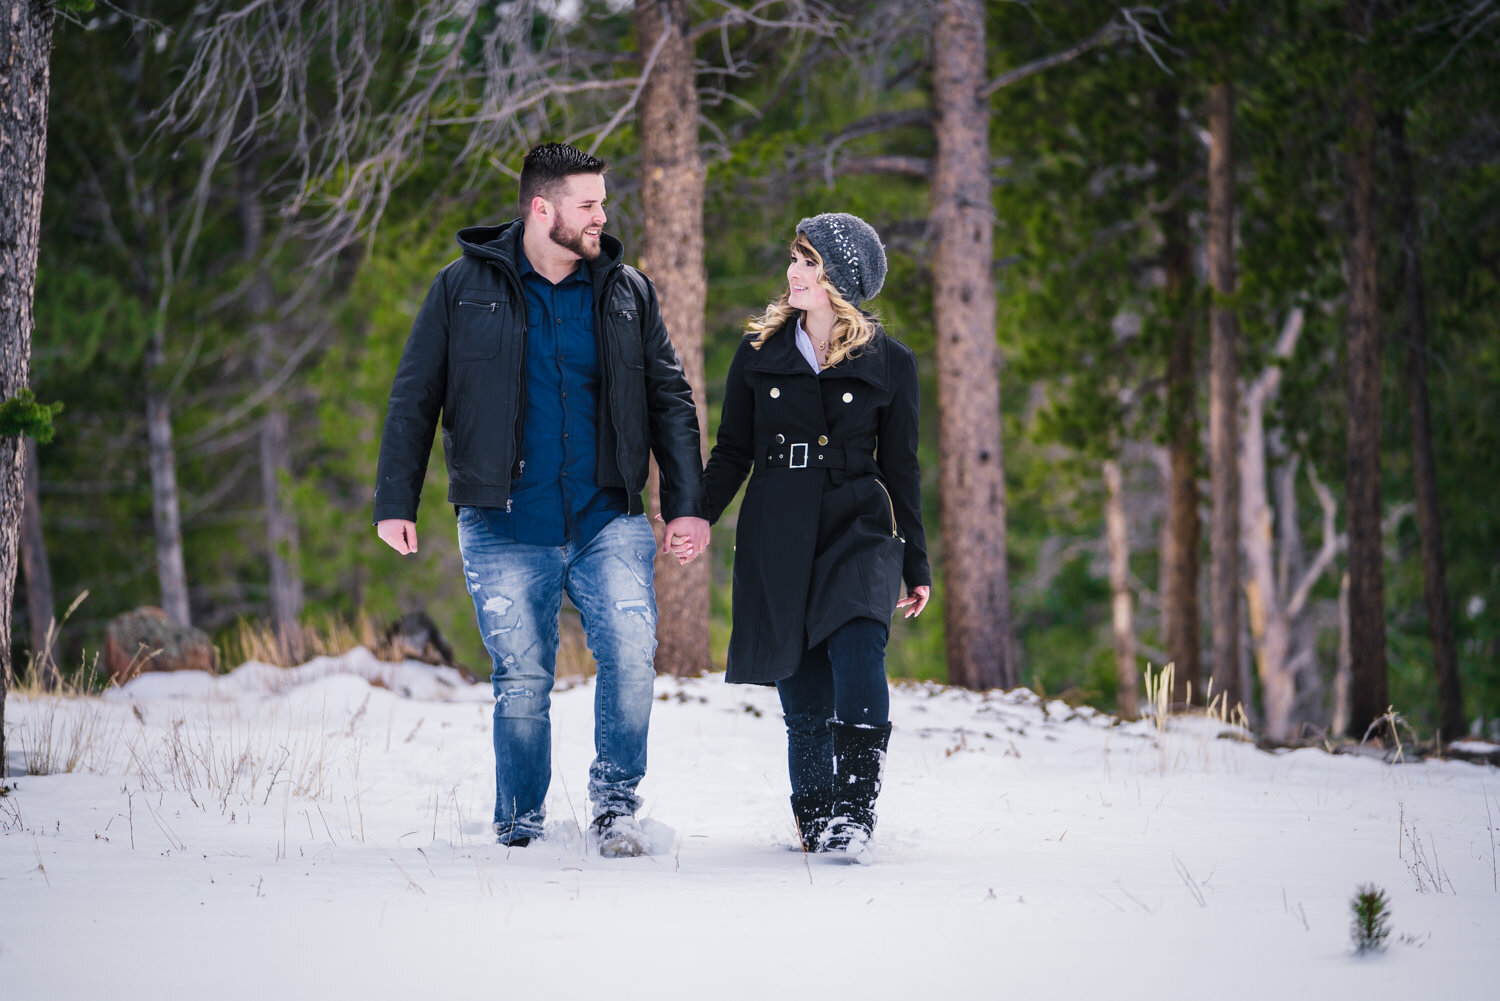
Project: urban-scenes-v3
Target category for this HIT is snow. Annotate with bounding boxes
[3,650,1496,999]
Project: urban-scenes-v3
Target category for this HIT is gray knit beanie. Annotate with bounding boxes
[795,212,887,306]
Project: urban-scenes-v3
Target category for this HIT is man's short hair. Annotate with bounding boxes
[519,143,608,215]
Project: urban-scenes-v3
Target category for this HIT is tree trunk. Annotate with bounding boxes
[1156,83,1202,705]
[1207,81,1242,710]
[1342,0,1388,738]
[1241,313,1305,740]
[635,0,710,676]
[239,151,303,662]
[20,438,58,689]
[146,322,191,627]
[0,0,58,773]
[932,0,1015,690]
[1332,571,1352,736]
[1274,458,1326,727]
[1104,459,1139,717]
[1388,110,1465,741]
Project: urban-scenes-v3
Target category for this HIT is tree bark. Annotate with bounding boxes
[239,151,303,663]
[635,0,710,677]
[1156,83,1202,705]
[1388,110,1465,741]
[1343,0,1388,738]
[1103,459,1139,717]
[1,0,58,772]
[1273,458,1327,728]
[1332,571,1352,736]
[1207,81,1242,710]
[20,438,58,689]
[146,322,191,627]
[932,0,1015,690]
[1241,311,1306,740]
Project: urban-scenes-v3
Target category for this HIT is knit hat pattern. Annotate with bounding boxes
[795,212,888,306]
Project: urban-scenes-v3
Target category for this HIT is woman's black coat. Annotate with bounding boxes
[703,321,930,685]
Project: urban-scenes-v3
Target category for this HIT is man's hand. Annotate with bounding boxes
[896,585,931,619]
[377,519,420,555]
[659,515,710,565]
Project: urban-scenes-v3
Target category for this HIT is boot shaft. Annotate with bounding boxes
[829,720,892,838]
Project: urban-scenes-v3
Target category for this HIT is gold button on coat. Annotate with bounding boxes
[770,387,781,399]
[842,392,854,403]
[817,435,828,445]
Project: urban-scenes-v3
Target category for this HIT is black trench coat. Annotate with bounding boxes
[703,321,931,685]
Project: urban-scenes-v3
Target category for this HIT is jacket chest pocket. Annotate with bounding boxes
[605,294,644,370]
[452,289,511,361]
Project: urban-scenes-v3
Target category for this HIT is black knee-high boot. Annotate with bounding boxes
[826,720,892,855]
[789,793,834,852]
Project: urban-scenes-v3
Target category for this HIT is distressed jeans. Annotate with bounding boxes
[457,509,659,842]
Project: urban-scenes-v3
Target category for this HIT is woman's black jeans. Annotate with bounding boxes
[775,617,890,804]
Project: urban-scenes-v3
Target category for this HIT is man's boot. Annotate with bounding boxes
[825,720,892,862]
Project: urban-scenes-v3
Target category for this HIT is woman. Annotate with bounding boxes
[689,212,931,860]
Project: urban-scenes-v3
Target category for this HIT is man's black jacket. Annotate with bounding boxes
[373,220,704,524]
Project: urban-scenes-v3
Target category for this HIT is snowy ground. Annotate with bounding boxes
[2,649,1496,999]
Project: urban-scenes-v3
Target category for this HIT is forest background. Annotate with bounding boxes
[4,0,1497,749]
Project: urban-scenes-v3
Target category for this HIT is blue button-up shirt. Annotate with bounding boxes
[475,246,627,545]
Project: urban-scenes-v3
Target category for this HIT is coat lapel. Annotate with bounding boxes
[742,320,892,390]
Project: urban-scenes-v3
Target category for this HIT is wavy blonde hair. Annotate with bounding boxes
[747,233,879,368]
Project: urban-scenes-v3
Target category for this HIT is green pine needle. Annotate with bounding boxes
[1350,883,1391,954]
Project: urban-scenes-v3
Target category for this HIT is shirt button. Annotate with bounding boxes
[770,387,780,399]
[563,432,569,439]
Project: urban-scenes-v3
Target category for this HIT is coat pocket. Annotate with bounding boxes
[452,289,510,361]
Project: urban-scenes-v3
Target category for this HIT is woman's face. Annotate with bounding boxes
[786,244,831,314]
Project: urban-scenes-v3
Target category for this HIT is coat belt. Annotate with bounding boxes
[764,442,847,469]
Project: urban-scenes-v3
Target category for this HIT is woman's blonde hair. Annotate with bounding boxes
[746,234,879,368]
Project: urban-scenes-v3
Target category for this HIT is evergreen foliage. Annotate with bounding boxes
[14,1,1499,737]
[1349,883,1391,953]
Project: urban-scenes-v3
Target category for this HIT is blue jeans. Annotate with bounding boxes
[457,509,659,841]
[775,617,890,804]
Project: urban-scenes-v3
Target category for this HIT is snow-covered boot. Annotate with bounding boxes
[790,793,835,852]
[592,812,649,858]
[825,720,892,862]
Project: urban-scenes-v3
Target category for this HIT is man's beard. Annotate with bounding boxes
[549,216,601,260]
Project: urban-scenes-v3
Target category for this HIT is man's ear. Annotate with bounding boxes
[531,194,550,219]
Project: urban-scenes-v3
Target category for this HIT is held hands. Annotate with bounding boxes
[896,585,931,619]
[657,514,710,565]
[377,519,419,555]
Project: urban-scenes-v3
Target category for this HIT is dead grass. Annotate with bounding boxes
[221,611,595,683]
[222,615,388,670]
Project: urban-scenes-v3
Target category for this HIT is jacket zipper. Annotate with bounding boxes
[873,479,903,541]
[457,298,501,312]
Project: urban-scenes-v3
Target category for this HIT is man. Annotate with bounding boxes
[374,143,710,857]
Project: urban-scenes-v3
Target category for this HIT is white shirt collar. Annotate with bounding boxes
[793,316,820,373]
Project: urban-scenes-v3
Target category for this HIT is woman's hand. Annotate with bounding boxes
[896,585,930,618]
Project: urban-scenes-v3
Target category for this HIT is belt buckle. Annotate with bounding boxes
[789,442,808,469]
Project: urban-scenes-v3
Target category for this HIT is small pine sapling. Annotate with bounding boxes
[1349,883,1391,953]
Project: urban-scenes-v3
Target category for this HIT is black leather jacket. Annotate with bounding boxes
[374,220,704,524]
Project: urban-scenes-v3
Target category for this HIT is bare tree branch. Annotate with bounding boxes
[1286,462,1340,621]
[835,155,933,180]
